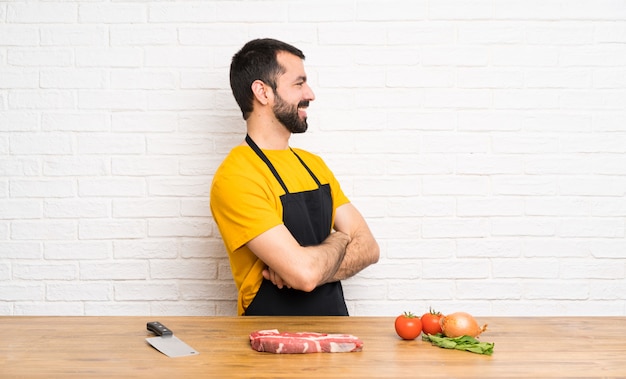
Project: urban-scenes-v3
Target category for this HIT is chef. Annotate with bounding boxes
[210,38,379,316]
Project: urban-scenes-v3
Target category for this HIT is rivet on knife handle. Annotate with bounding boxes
[147,321,173,336]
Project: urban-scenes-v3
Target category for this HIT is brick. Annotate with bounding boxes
[491,217,557,237]
[524,238,591,258]
[147,90,214,111]
[149,259,217,280]
[110,26,177,46]
[0,69,38,89]
[149,3,216,23]
[44,241,111,260]
[456,280,523,300]
[78,178,146,197]
[40,69,105,89]
[13,263,77,280]
[180,239,226,259]
[559,176,625,196]
[387,68,454,88]
[113,199,180,218]
[181,199,212,217]
[114,282,178,301]
[0,26,39,46]
[8,48,73,67]
[110,70,177,90]
[457,197,524,217]
[10,179,75,198]
[456,154,523,174]
[457,239,522,258]
[0,284,44,301]
[144,47,214,68]
[422,218,490,239]
[386,239,455,259]
[44,199,109,219]
[42,112,110,132]
[79,219,146,239]
[430,0,493,20]
[592,197,626,216]
[356,0,427,21]
[0,263,9,281]
[180,282,237,301]
[0,112,39,132]
[561,259,625,279]
[43,157,109,176]
[422,259,490,279]
[79,3,147,23]
[13,302,84,316]
[111,157,178,176]
[493,258,560,278]
[524,280,588,300]
[387,197,455,217]
[11,220,77,240]
[148,177,211,197]
[0,242,42,259]
[422,176,490,196]
[85,302,150,316]
[0,199,41,219]
[9,90,75,110]
[114,240,178,259]
[78,90,146,111]
[7,3,77,23]
[525,197,591,216]
[148,218,212,238]
[78,133,145,154]
[459,24,525,43]
[111,113,177,132]
[75,47,143,67]
[558,217,625,238]
[46,281,112,301]
[492,176,558,196]
[40,26,108,46]
[80,261,148,280]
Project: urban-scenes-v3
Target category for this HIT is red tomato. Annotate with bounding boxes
[394,312,422,340]
[421,308,444,335]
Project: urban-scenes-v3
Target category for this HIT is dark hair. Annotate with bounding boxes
[230,38,305,120]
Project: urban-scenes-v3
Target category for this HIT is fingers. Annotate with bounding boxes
[263,267,290,289]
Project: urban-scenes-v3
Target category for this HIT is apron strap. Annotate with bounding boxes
[289,148,323,187]
[245,134,290,194]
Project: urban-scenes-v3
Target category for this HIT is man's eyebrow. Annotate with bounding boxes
[295,75,307,82]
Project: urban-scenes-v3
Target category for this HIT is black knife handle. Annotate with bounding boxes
[147,321,173,336]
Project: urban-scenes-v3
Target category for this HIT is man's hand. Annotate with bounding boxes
[262,267,290,289]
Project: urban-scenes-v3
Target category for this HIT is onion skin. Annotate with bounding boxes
[440,312,487,338]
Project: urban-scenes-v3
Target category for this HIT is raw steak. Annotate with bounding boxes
[249,329,363,354]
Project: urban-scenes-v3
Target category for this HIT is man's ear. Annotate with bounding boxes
[251,80,271,105]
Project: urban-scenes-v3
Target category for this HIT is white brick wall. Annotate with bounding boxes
[1,0,625,317]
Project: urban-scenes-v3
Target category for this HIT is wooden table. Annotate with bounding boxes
[1,316,625,378]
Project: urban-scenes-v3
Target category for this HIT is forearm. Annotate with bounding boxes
[306,231,351,286]
[327,229,379,283]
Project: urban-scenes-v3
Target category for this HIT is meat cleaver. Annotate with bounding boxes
[146,321,199,358]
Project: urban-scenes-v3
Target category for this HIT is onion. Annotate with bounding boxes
[440,312,487,338]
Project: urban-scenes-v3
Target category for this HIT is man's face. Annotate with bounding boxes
[272,52,315,134]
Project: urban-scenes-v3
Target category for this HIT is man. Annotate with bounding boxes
[210,38,379,316]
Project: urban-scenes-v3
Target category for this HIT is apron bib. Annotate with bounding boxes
[244,135,348,316]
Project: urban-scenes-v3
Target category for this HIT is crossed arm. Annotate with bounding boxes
[245,202,379,292]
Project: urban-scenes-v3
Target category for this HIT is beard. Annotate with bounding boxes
[273,93,309,134]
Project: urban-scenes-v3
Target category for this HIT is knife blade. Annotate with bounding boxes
[146,321,199,358]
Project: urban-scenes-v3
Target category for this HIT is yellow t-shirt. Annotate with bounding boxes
[210,144,350,315]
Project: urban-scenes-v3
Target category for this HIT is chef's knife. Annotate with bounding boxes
[146,321,199,358]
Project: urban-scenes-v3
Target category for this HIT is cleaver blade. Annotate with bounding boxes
[146,321,199,358]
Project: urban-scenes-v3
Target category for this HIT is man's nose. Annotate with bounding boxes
[304,82,315,101]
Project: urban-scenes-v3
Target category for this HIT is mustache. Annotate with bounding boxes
[298,100,309,108]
